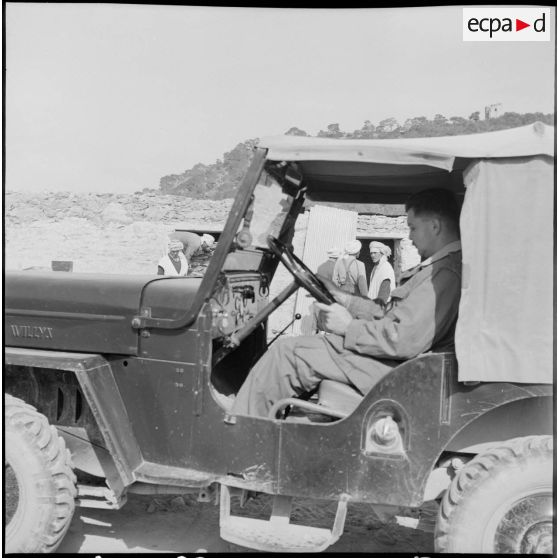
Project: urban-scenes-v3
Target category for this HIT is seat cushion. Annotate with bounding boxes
[317,379,363,416]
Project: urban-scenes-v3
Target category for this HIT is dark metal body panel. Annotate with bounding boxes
[4,271,201,355]
[5,335,552,506]
[111,356,196,467]
[274,355,552,505]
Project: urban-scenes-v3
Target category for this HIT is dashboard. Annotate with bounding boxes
[209,272,270,339]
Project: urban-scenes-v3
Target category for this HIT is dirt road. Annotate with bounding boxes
[57,493,435,554]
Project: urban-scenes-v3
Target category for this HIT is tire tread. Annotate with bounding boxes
[435,435,553,553]
[5,394,77,553]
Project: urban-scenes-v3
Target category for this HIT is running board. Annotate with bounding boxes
[219,485,348,552]
[76,483,127,509]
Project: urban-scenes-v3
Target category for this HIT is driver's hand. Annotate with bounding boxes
[316,277,351,307]
[314,302,353,336]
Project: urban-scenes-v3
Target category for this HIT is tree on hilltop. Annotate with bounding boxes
[157,111,553,199]
[159,139,258,199]
[317,123,344,138]
[285,127,309,136]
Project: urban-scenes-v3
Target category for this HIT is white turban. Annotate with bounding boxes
[369,241,392,258]
[327,247,341,258]
[344,240,362,256]
[201,234,215,246]
[168,240,184,252]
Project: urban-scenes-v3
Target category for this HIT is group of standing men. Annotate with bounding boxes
[317,239,396,303]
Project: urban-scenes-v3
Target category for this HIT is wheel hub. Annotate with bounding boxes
[493,494,553,554]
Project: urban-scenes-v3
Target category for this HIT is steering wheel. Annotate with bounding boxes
[267,236,336,304]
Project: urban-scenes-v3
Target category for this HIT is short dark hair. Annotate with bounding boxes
[405,188,461,232]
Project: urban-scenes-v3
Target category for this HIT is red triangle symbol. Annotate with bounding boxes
[516,19,530,31]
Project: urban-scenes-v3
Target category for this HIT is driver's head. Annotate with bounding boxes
[405,189,461,260]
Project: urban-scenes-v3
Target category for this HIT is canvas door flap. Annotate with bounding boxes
[456,156,553,384]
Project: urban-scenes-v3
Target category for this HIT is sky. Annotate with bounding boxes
[5,4,556,193]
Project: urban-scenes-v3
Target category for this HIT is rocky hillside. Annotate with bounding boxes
[5,191,232,227]
[157,140,257,199]
[5,191,232,276]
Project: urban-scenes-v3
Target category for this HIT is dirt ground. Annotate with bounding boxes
[56,493,436,554]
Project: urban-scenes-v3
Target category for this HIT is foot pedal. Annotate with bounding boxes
[219,485,348,552]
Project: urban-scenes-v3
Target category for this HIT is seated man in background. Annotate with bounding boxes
[230,188,462,418]
[157,240,189,276]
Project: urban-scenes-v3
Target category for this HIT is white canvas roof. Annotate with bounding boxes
[260,122,554,170]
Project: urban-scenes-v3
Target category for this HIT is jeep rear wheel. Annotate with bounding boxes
[435,436,553,553]
[5,394,77,553]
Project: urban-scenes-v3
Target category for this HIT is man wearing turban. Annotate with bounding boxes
[169,231,215,261]
[316,247,341,283]
[332,240,368,296]
[368,241,396,303]
[157,239,189,276]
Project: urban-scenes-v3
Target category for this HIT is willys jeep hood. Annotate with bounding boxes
[4,271,202,355]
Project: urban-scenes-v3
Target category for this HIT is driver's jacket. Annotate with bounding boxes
[322,241,462,394]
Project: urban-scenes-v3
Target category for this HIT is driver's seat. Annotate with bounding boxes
[317,380,363,416]
[268,380,363,421]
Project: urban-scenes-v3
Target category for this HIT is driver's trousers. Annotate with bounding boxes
[230,334,394,418]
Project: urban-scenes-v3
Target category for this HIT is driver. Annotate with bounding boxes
[230,188,462,418]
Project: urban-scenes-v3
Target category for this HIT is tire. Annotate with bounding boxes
[435,435,553,554]
[5,394,77,553]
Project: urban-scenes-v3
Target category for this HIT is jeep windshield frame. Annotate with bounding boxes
[132,148,306,330]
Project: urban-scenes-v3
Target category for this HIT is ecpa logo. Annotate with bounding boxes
[463,8,550,41]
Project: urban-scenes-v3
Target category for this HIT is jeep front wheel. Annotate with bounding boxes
[435,435,553,553]
[5,394,77,553]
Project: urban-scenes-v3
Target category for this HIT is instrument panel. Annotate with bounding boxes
[209,273,269,338]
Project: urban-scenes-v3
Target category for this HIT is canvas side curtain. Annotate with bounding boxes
[456,156,554,384]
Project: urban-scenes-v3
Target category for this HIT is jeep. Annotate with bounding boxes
[5,122,554,553]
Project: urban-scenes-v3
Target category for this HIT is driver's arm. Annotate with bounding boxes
[318,277,383,318]
[343,266,461,360]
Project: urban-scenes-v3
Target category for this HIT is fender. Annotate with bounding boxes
[4,347,142,491]
[422,393,553,501]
